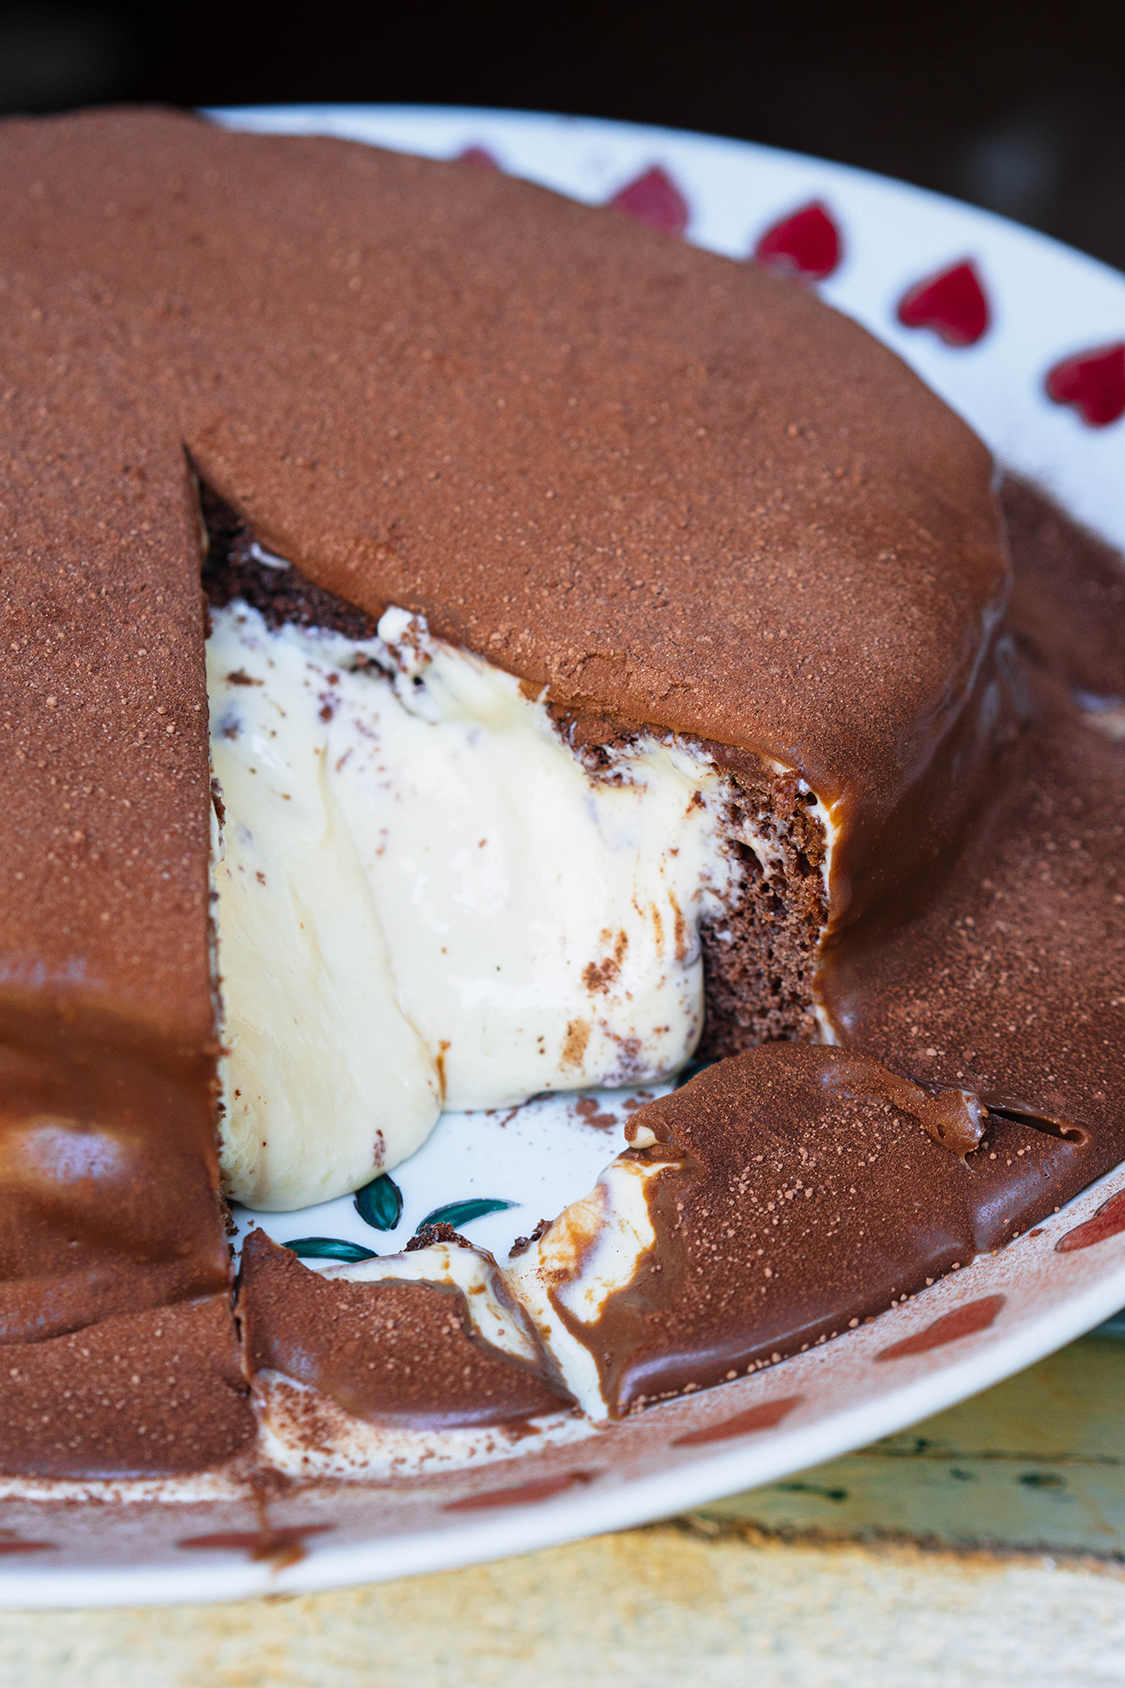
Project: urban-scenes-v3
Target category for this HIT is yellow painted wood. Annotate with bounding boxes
[1,1528,1123,1688]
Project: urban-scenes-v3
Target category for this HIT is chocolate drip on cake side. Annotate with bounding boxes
[822,477,1125,1163]
[517,488,1125,1418]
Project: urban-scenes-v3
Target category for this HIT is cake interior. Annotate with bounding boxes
[199,486,833,1212]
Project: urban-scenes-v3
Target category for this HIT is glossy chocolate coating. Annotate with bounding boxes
[238,1231,573,1430]
[0,1006,231,1342]
[824,479,1125,1147]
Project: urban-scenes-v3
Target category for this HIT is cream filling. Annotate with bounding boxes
[207,632,440,1212]
[503,1154,663,1420]
[209,599,826,1210]
[253,1373,594,1482]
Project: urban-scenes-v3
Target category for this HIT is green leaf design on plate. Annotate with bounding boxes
[674,1058,717,1089]
[284,1236,378,1262]
[355,1173,404,1231]
[417,1197,517,1231]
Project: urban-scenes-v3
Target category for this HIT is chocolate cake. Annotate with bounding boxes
[0,105,1121,1483]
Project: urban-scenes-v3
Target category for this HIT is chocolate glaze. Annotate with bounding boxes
[0,1007,231,1342]
[566,1046,1107,1415]
[0,993,240,1479]
[789,1046,987,1158]
[1003,477,1125,701]
[237,1231,573,1431]
[0,1297,253,1479]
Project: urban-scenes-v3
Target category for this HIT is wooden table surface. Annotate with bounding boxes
[4,1331,1125,1688]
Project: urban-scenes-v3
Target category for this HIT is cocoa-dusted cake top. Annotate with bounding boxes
[0,1297,254,1479]
[0,384,210,1060]
[0,104,1009,1028]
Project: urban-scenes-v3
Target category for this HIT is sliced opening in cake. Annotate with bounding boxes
[198,482,834,1212]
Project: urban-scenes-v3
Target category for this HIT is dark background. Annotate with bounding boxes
[3,0,1124,269]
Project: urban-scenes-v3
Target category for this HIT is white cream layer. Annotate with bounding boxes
[503,1153,664,1419]
[207,618,440,1211]
[209,599,813,1210]
[253,1373,594,1482]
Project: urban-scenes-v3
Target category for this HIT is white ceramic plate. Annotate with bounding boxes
[3,104,1123,1609]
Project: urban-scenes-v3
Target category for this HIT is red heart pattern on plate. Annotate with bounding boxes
[753,201,842,282]
[897,259,990,347]
[1045,342,1125,428]
[458,145,501,171]
[453,156,1121,432]
[608,165,690,237]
